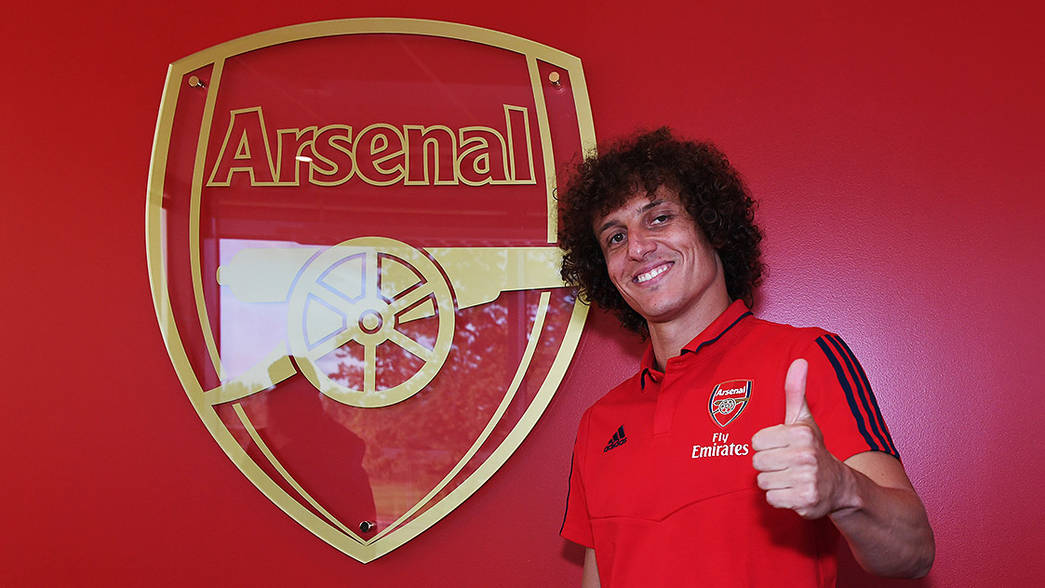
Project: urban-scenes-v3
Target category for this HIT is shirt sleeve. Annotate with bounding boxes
[560,411,595,547]
[803,331,900,462]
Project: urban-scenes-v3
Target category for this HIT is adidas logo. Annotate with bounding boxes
[603,426,628,452]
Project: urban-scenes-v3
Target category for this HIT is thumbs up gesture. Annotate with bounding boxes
[751,359,848,519]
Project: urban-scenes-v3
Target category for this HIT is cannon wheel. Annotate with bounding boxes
[715,398,737,414]
[287,237,455,407]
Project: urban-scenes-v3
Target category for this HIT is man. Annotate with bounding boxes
[558,128,934,587]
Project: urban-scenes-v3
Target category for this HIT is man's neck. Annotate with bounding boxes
[647,292,731,371]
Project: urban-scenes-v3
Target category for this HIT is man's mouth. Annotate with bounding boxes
[635,263,671,284]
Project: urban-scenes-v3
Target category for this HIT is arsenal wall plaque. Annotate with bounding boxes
[146,18,595,562]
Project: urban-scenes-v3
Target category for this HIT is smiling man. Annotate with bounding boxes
[557,128,934,587]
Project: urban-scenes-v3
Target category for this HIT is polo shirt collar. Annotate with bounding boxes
[640,300,753,391]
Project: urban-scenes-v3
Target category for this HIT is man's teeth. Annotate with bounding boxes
[635,264,669,283]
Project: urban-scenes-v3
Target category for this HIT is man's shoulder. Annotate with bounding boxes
[742,314,834,347]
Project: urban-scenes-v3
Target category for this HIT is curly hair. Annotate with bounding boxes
[558,127,763,335]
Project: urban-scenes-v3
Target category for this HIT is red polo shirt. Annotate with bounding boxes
[561,301,898,587]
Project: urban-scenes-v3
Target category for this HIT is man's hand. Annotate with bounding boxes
[751,359,852,519]
[751,358,935,577]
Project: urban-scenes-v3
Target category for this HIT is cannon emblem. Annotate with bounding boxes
[216,238,567,407]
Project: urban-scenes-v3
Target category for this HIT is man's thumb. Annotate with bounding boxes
[784,358,811,424]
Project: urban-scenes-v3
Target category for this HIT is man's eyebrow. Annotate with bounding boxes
[595,218,622,235]
[595,199,670,235]
[641,199,668,213]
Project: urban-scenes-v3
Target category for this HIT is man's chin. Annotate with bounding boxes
[635,305,681,326]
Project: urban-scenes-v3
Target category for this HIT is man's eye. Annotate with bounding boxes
[652,214,671,224]
[608,233,624,245]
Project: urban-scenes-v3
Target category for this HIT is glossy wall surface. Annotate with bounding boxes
[3,2,1042,586]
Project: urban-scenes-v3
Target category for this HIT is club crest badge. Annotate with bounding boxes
[709,379,752,428]
[145,19,594,563]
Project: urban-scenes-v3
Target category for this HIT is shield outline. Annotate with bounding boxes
[145,18,594,563]
[708,379,752,428]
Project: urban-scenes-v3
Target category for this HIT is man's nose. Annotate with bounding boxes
[627,229,655,259]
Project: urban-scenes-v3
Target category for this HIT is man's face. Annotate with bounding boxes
[593,187,725,327]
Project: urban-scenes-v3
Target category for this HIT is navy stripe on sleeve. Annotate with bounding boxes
[560,456,574,535]
[825,334,896,457]
[830,335,899,457]
[815,336,881,452]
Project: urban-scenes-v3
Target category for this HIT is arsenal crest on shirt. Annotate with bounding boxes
[146,19,594,563]
[709,379,753,427]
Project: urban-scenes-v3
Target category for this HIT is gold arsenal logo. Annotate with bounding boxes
[146,18,594,563]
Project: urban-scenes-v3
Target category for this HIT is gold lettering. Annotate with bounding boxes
[458,127,508,186]
[355,124,406,186]
[207,107,277,186]
[505,105,535,184]
[404,125,458,186]
[275,127,316,185]
[309,125,354,186]
[206,105,534,188]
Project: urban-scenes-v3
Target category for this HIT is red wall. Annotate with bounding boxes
[3,1,1042,586]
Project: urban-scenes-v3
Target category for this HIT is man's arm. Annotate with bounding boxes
[832,451,935,577]
[582,548,601,588]
[752,359,935,578]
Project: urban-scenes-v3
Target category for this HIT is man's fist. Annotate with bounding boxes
[751,359,849,519]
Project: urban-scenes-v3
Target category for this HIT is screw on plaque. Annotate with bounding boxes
[187,75,206,89]
[548,71,561,88]
[359,521,375,533]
